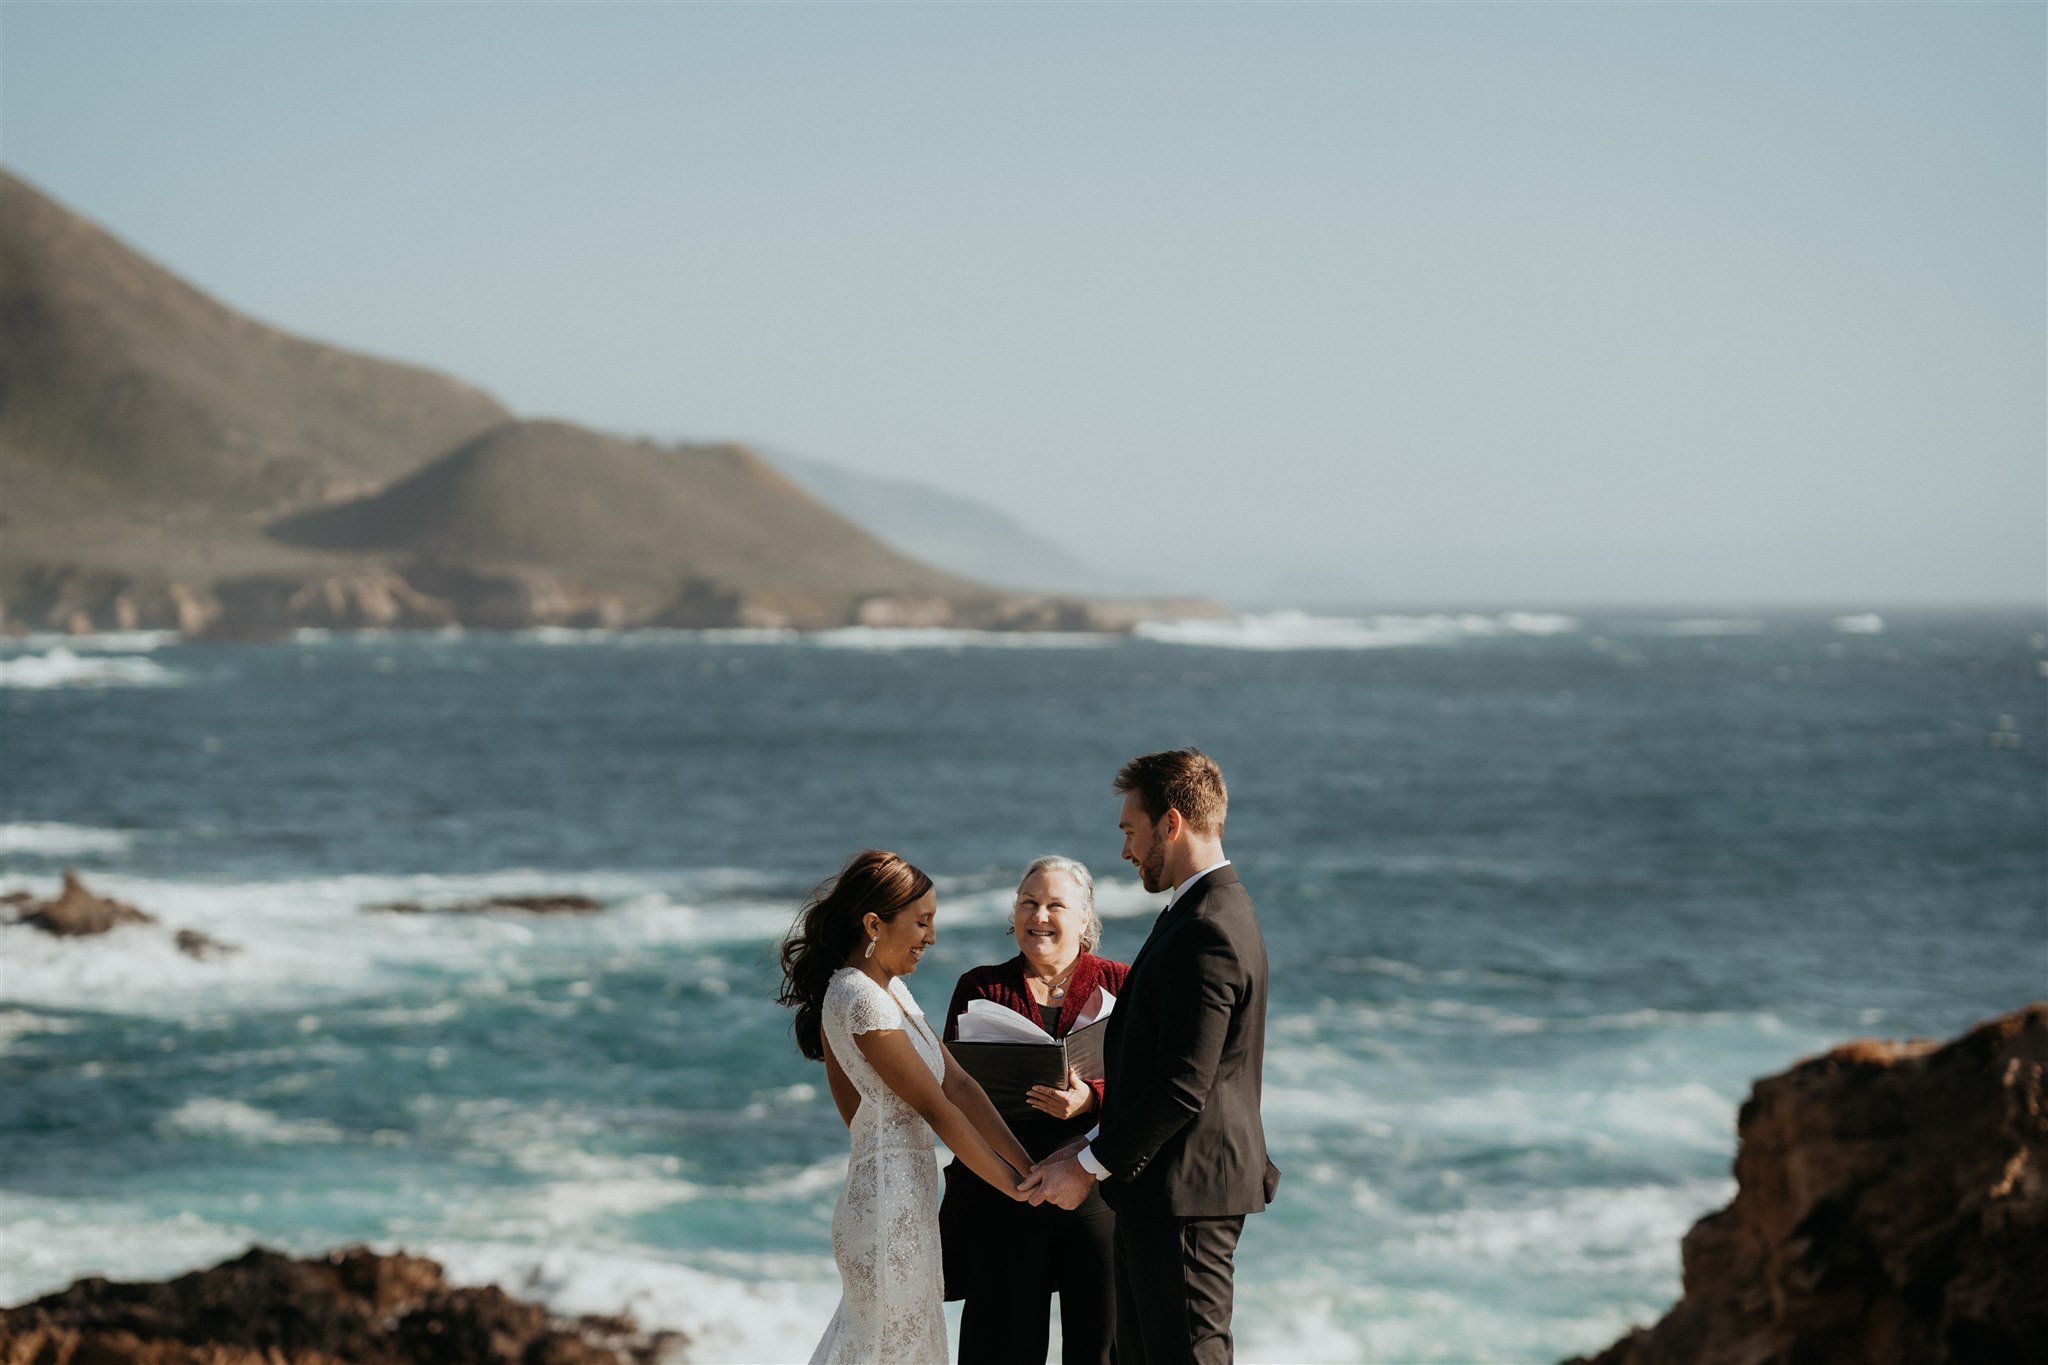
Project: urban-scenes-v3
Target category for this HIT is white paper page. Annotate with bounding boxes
[1073,986,1117,1031]
[955,997,1055,1043]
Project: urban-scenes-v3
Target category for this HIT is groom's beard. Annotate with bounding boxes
[1138,839,1167,894]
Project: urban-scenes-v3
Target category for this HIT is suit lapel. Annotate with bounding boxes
[1124,866,1237,981]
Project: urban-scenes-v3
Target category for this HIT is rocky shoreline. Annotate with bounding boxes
[2,872,611,956]
[1571,1004,2047,1365]
[0,1246,683,1365]
[0,562,1217,639]
[1,870,237,959]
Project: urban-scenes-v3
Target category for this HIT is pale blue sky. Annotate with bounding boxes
[4,2,2042,606]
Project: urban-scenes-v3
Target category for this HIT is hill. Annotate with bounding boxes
[266,419,986,627]
[0,169,509,521]
[0,171,1214,635]
[766,450,1126,596]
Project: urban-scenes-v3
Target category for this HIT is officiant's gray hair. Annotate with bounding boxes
[1017,854,1101,954]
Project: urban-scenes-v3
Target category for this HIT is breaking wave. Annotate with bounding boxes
[1135,610,1580,650]
[0,823,136,857]
[0,648,182,688]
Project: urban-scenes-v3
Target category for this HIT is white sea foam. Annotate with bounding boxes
[1397,1178,1729,1277]
[810,627,1116,651]
[1833,613,1885,634]
[0,1007,81,1047]
[0,866,827,1016]
[0,648,181,688]
[514,625,1115,651]
[425,1242,837,1365]
[0,822,135,856]
[157,1097,346,1145]
[0,1196,262,1308]
[1135,610,1580,651]
[7,630,181,652]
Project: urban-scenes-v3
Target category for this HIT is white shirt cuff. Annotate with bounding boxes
[1076,1144,1111,1181]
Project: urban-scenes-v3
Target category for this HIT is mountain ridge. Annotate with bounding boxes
[765,449,1129,597]
[0,170,1217,636]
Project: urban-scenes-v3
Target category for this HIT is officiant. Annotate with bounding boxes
[940,855,1129,1365]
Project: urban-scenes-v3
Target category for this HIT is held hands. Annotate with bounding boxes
[1018,1150,1093,1210]
[1024,1068,1095,1121]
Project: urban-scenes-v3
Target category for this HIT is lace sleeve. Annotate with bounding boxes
[835,972,905,1037]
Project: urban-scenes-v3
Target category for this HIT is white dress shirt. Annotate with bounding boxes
[1076,858,1231,1180]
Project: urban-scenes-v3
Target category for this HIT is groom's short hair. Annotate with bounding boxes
[1115,748,1227,837]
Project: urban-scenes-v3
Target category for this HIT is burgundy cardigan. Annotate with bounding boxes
[942,952,1131,1109]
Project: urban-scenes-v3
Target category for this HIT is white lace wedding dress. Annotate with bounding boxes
[810,967,949,1364]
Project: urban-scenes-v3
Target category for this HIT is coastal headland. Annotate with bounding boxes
[0,170,1216,639]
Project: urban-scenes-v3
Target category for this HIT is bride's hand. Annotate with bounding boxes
[1024,1068,1094,1120]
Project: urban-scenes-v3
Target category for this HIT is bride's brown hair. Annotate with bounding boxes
[777,849,934,1061]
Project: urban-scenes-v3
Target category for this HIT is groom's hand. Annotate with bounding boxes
[1026,1153,1093,1211]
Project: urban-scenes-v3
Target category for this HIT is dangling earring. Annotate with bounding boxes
[865,937,877,959]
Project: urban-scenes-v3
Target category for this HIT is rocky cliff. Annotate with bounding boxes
[1572,1004,2047,1365]
[0,1246,681,1365]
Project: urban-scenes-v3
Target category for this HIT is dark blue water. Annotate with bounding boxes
[2,611,2041,1361]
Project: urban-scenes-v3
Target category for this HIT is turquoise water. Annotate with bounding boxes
[2,611,2042,1361]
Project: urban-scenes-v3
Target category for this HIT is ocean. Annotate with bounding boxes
[2,610,2042,1362]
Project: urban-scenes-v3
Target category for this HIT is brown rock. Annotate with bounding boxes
[209,573,460,637]
[282,573,458,631]
[0,1245,684,1365]
[173,929,239,961]
[647,577,798,630]
[166,583,219,636]
[15,871,156,936]
[1,568,212,636]
[853,594,955,629]
[1569,1004,2048,1365]
[399,563,627,632]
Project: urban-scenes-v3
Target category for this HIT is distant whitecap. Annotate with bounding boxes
[0,648,181,688]
[0,823,135,856]
[810,627,1116,650]
[6,630,180,653]
[1135,610,1581,651]
[157,1097,345,1145]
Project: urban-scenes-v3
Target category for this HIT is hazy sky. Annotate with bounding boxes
[5,3,2042,607]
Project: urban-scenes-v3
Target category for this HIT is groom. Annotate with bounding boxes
[1023,748,1280,1365]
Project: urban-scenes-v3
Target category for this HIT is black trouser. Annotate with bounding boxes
[945,1170,1116,1365]
[1111,1212,1245,1365]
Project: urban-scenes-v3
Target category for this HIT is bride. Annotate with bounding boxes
[777,849,1034,1363]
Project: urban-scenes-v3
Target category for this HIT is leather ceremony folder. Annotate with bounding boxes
[950,1015,1109,1123]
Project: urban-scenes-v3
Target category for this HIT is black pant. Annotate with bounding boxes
[1111,1212,1245,1365]
[945,1169,1116,1365]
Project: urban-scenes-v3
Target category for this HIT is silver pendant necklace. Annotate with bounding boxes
[1035,961,1078,1003]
